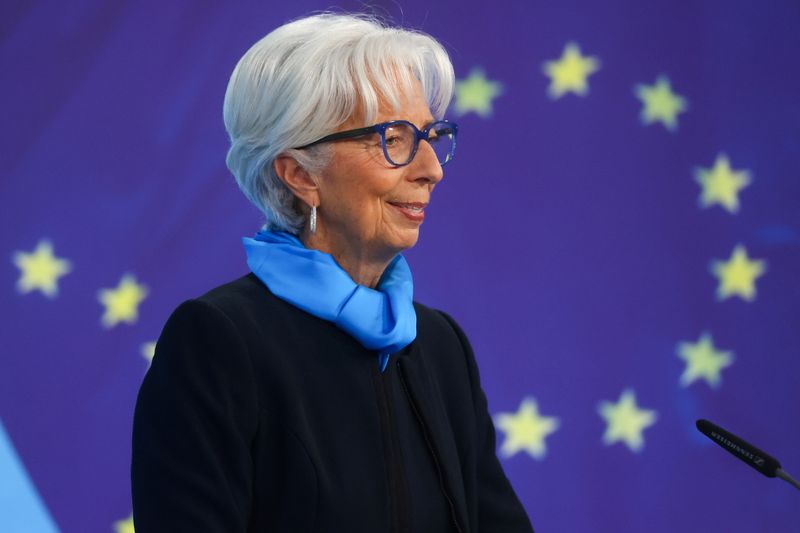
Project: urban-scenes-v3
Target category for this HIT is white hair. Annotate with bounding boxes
[223,13,455,233]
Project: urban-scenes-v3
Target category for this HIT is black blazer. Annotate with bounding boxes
[131,273,534,532]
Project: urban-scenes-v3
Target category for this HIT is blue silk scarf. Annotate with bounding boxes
[242,230,417,372]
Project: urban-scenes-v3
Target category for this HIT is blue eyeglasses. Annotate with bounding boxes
[295,119,458,167]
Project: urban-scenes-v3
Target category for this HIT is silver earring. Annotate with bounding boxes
[310,205,317,234]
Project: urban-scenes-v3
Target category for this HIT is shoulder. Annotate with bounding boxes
[153,274,288,372]
[195,273,274,315]
[153,277,265,371]
[161,273,340,366]
[180,273,307,333]
[155,274,267,342]
[412,301,480,389]
[414,301,473,354]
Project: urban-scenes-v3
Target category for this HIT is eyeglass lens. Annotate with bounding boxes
[383,122,455,166]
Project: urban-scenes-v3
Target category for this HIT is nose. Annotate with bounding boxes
[409,139,444,185]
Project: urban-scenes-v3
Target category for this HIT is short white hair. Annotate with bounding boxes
[223,13,455,233]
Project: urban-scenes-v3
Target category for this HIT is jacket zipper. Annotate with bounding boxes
[372,364,412,533]
[397,361,465,533]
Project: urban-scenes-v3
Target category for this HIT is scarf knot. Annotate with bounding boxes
[243,230,416,371]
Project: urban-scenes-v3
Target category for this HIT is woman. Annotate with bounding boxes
[131,13,534,533]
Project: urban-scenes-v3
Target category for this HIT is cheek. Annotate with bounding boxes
[321,152,403,233]
[360,188,393,231]
[327,178,388,229]
[344,173,393,209]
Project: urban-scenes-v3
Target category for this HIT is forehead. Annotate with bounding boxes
[377,88,434,125]
[343,79,435,130]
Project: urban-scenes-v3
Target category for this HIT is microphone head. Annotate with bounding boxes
[696,419,781,478]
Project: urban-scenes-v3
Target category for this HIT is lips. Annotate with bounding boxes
[388,201,427,222]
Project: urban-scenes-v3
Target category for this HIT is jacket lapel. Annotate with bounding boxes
[397,347,471,533]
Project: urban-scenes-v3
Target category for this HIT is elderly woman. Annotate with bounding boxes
[131,13,534,533]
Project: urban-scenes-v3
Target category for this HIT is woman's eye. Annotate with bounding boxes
[385,135,411,149]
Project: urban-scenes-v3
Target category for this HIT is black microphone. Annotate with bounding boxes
[696,419,799,492]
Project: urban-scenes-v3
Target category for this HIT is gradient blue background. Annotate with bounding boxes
[2,1,799,531]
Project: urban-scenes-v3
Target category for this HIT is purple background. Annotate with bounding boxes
[2,1,799,531]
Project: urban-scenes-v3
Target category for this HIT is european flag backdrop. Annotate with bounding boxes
[2,1,799,531]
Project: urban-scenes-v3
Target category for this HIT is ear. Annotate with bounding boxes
[274,154,320,210]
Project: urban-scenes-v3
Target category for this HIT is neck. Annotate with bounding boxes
[300,228,394,289]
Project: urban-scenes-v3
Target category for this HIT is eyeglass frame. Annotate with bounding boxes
[294,119,458,167]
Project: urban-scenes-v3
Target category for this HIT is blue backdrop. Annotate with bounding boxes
[2,1,799,531]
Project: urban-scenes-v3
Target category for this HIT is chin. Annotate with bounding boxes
[384,228,420,254]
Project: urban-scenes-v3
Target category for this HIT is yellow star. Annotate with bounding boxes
[676,332,734,388]
[494,397,560,460]
[113,513,135,533]
[597,389,657,453]
[12,240,72,298]
[141,341,157,364]
[634,75,688,131]
[709,244,766,301]
[453,68,503,117]
[694,154,752,214]
[542,42,600,99]
[98,274,149,328]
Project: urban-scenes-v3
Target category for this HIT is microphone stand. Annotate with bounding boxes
[776,469,800,491]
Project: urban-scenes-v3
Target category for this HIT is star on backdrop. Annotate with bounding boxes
[453,68,503,117]
[140,341,156,364]
[494,397,560,460]
[113,514,134,533]
[597,389,657,453]
[676,332,734,388]
[542,42,600,99]
[98,274,149,328]
[634,75,687,131]
[695,154,752,213]
[709,244,766,302]
[12,240,72,298]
